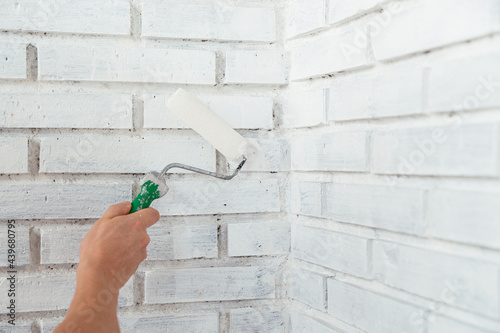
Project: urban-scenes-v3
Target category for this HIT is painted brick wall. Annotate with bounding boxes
[0,0,288,332]
[287,0,500,332]
[1,0,499,332]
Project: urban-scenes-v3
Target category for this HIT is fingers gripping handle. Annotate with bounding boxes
[130,181,163,214]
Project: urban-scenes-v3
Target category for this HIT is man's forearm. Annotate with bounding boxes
[54,282,120,333]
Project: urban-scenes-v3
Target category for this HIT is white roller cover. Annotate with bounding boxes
[167,88,249,163]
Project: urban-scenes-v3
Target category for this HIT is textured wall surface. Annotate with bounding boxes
[0,0,289,332]
[287,0,500,332]
[1,0,500,332]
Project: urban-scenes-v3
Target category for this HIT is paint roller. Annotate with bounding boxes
[129,88,249,213]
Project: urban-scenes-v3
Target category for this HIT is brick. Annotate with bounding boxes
[428,189,500,250]
[230,308,286,333]
[225,50,288,85]
[0,323,32,332]
[243,138,290,172]
[290,22,368,80]
[327,279,421,333]
[0,94,132,129]
[38,45,216,84]
[0,272,133,313]
[142,2,275,42]
[0,43,26,79]
[291,132,368,172]
[291,312,340,333]
[326,183,426,235]
[287,0,326,38]
[153,179,280,216]
[290,181,322,217]
[144,266,275,303]
[0,184,131,219]
[292,225,369,277]
[372,0,500,60]
[328,63,423,121]
[228,221,289,256]
[40,224,218,264]
[0,225,29,267]
[284,88,325,128]
[39,136,215,174]
[371,123,499,176]
[144,94,273,130]
[329,0,381,24]
[428,315,491,333]
[0,137,28,174]
[147,224,218,261]
[289,268,325,310]
[119,313,219,333]
[0,0,130,35]
[428,49,500,113]
[372,241,500,319]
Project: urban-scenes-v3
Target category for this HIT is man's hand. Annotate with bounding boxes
[54,202,160,333]
[78,202,160,293]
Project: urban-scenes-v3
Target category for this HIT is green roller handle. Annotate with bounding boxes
[130,180,162,214]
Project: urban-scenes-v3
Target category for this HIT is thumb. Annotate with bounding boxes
[101,202,132,220]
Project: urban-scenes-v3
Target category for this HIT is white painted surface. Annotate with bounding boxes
[0,0,130,35]
[230,308,286,333]
[428,189,500,250]
[284,88,325,128]
[0,94,132,129]
[428,49,500,113]
[328,63,423,121]
[292,225,370,277]
[142,2,275,42]
[290,181,322,217]
[287,0,326,38]
[225,50,288,85]
[0,43,26,79]
[291,311,340,333]
[290,21,368,80]
[373,241,500,318]
[243,137,291,172]
[329,0,381,24]
[326,183,426,235]
[144,267,275,303]
[153,179,280,215]
[428,315,490,333]
[0,273,133,313]
[291,132,368,171]
[371,123,499,176]
[144,94,274,130]
[39,137,215,174]
[289,268,325,310]
[327,279,422,333]
[0,184,131,219]
[228,221,289,256]
[372,0,500,60]
[0,137,28,174]
[38,46,216,84]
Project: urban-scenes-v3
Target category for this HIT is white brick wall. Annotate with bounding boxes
[225,50,288,85]
[0,137,28,174]
[0,94,133,129]
[230,308,287,333]
[0,43,26,79]
[39,45,216,84]
[2,0,500,331]
[0,0,130,35]
[142,2,276,42]
[39,136,216,173]
[144,267,275,303]
[286,0,500,332]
